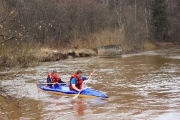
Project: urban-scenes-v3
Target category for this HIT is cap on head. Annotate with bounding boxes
[76,70,82,74]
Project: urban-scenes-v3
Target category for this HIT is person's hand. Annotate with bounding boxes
[66,81,70,85]
[82,84,86,88]
[78,89,82,92]
[90,72,94,76]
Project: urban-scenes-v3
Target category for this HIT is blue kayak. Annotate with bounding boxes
[37,84,108,99]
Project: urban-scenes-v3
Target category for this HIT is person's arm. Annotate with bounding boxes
[71,78,82,92]
[51,77,56,83]
[47,76,53,83]
[57,78,65,83]
[85,72,94,80]
[82,76,87,81]
[72,84,81,92]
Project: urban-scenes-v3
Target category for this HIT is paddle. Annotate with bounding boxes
[38,83,66,85]
[82,71,94,88]
[72,71,94,99]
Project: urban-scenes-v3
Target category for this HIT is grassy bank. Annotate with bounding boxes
[0,41,96,70]
[0,42,39,69]
[0,27,175,70]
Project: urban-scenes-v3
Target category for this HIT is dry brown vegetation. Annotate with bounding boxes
[0,0,180,69]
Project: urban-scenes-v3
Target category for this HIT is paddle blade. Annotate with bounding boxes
[72,92,80,99]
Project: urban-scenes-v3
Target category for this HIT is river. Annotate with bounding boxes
[0,47,180,120]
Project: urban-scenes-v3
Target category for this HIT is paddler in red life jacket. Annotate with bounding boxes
[69,70,89,92]
[47,70,65,87]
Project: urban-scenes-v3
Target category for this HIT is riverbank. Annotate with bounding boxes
[0,46,97,70]
[0,41,177,70]
[32,42,175,62]
[37,48,97,62]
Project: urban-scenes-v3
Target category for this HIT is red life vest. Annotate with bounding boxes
[55,73,61,82]
[48,72,60,83]
[69,73,83,91]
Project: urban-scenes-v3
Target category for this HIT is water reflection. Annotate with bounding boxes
[71,99,86,116]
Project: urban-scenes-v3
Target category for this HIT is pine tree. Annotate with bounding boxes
[151,0,169,41]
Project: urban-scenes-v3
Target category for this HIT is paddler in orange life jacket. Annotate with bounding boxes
[47,70,65,87]
[69,70,89,92]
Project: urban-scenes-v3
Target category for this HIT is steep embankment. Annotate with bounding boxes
[38,48,97,62]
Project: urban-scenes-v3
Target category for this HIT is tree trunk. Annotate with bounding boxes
[135,0,137,22]
[144,0,148,34]
[114,0,122,28]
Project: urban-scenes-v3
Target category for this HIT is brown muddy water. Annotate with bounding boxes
[0,47,180,120]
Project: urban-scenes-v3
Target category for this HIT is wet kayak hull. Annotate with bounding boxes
[37,84,108,99]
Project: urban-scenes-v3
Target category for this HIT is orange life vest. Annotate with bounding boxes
[69,73,83,91]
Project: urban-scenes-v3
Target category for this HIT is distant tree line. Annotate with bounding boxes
[0,0,180,49]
